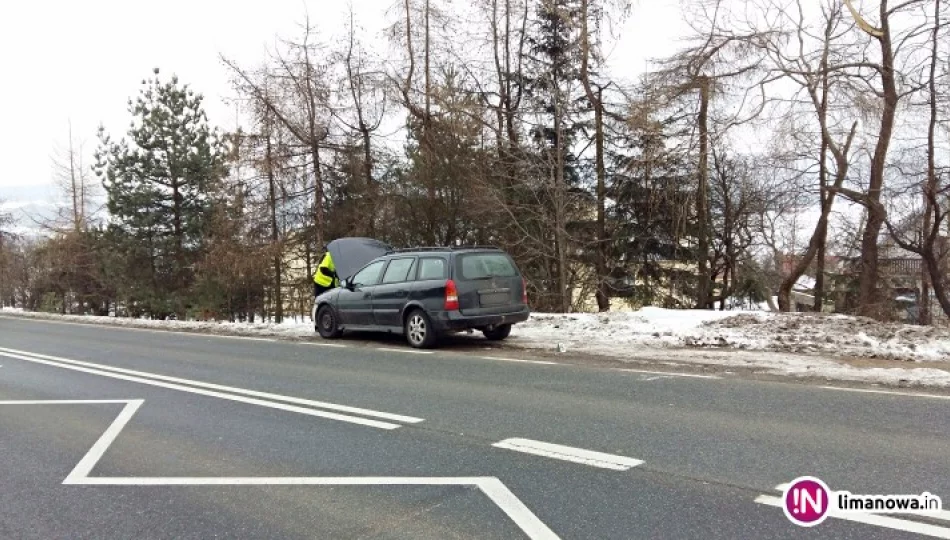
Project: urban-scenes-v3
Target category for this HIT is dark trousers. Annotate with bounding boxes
[314,283,332,297]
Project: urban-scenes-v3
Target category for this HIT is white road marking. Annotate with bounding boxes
[479,477,562,540]
[78,475,561,539]
[302,341,347,348]
[194,334,276,342]
[0,399,560,540]
[0,346,422,425]
[819,386,950,400]
[64,400,143,483]
[492,438,644,471]
[376,347,433,355]
[611,368,721,380]
[0,400,135,405]
[755,495,950,539]
[481,356,558,365]
[0,349,402,430]
[0,315,288,343]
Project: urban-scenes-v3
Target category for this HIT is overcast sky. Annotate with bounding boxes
[0,0,686,205]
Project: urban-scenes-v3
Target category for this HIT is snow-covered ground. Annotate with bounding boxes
[3,306,950,388]
[513,307,950,362]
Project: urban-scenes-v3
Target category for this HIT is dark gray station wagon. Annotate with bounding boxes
[313,246,530,348]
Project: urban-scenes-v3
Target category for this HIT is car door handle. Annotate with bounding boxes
[363,293,372,299]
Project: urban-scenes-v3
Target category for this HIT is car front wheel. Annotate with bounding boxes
[316,305,343,339]
[483,323,512,341]
[405,309,438,349]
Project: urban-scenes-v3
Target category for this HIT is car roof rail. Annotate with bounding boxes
[387,245,503,254]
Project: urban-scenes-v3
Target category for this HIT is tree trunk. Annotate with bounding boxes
[919,0,940,325]
[553,81,570,314]
[266,128,283,324]
[857,3,897,318]
[310,141,325,251]
[578,1,609,312]
[361,125,375,237]
[695,76,712,309]
[813,137,829,313]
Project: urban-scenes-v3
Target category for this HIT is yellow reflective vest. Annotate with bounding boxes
[314,252,339,288]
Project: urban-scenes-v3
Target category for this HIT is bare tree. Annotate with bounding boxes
[754,0,860,312]
[649,0,765,308]
[222,16,333,270]
[834,0,929,316]
[579,0,632,311]
[334,7,388,236]
[885,0,950,320]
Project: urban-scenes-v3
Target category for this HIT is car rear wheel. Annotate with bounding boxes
[405,309,438,349]
[316,305,343,339]
[483,324,512,341]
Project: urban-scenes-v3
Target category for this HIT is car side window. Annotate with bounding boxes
[381,258,415,284]
[350,260,386,288]
[416,258,446,281]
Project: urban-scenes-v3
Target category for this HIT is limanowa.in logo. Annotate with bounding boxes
[783,476,943,527]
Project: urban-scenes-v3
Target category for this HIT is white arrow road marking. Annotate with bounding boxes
[0,400,560,540]
[493,438,644,471]
[0,347,420,430]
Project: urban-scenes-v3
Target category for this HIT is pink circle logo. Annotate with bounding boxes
[783,476,831,527]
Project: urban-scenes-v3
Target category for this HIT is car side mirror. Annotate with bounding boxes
[345,279,356,291]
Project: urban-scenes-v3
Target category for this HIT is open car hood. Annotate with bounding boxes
[326,237,392,281]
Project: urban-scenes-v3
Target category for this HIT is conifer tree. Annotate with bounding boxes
[95,69,227,319]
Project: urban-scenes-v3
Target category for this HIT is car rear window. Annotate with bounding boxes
[457,253,519,280]
[417,258,447,280]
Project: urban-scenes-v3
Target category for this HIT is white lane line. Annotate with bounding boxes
[195,334,275,342]
[376,347,433,355]
[481,356,558,366]
[302,341,347,348]
[492,438,644,471]
[0,315,285,342]
[0,346,422,424]
[479,477,561,540]
[0,350,401,430]
[76,476,494,486]
[64,400,143,483]
[611,368,721,380]
[77,476,562,540]
[2,400,559,539]
[819,386,950,400]
[755,495,950,539]
[0,400,134,405]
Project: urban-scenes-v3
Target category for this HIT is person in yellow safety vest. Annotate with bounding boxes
[313,250,340,297]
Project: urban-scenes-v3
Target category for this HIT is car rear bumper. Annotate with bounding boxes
[430,307,531,331]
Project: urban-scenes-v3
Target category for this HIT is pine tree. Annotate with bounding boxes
[95,69,227,319]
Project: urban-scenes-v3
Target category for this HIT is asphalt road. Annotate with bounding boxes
[2,315,949,539]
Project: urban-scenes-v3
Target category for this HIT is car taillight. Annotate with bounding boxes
[522,278,529,305]
[445,279,459,311]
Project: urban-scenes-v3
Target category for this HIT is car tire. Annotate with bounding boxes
[316,305,343,339]
[405,309,438,349]
[483,324,512,341]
